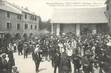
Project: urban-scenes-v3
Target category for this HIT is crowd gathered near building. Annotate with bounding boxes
[0,32,111,73]
[0,0,111,73]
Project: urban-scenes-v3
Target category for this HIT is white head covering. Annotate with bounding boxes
[34,44,40,54]
[34,47,39,53]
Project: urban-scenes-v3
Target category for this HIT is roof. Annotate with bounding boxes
[8,3,36,15]
[12,5,36,15]
[51,7,108,24]
[0,1,36,15]
[20,8,36,15]
[0,1,22,14]
[47,0,106,8]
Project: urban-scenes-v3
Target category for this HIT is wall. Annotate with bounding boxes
[96,23,109,33]
[0,9,40,38]
[22,12,39,37]
[0,10,23,37]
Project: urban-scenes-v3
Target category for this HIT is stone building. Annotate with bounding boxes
[0,0,40,38]
[15,7,40,37]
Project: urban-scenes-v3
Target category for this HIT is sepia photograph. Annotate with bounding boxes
[0,0,111,73]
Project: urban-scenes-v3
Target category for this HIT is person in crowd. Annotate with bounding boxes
[59,49,71,73]
[18,42,23,55]
[81,55,90,73]
[23,43,28,58]
[7,48,15,73]
[1,53,8,73]
[32,45,42,73]
[53,50,61,73]
[0,56,3,73]
[50,44,57,67]
[88,55,95,73]
[72,54,81,73]
[13,43,17,52]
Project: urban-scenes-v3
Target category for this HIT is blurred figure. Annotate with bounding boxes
[18,42,23,55]
[32,45,42,73]
[0,56,3,73]
[72,54,81,73]
[7,48,15,73]
[12,66,19,73]
[81,55,90,73]
[53,51,61,73]
[1,53,8,73]
[13,43,17,52]
[23,43,28,58]
[59,49,71,73]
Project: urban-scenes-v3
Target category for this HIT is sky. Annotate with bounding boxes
[7,0,106,21]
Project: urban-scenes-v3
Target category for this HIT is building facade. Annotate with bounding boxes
[105,0,111,32]
[19,9,40,37]
[0,0,40,38]
[51,7,109,36]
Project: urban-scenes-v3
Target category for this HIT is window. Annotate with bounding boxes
[7,23,11,29]
[33,16,35,20]
[30,15,32,20]
[35,25,37,30]
[109,18,110,23]
[17,24,20,30]
[35,16,37,21]
[25,24,28,29]
[7,12,10,18]
[30,16,32,20]
[25,14,27,19]
[17,15,21,20]
[7,23,10,29]
[30,15,37,21]
[30,15,33,20]
[31,25,33,29]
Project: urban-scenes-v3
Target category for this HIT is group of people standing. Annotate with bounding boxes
[0,42,19,73]
[30,32,111,73]
[1,32,111,73]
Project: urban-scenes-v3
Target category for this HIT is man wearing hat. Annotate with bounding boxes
[32,44,42,73]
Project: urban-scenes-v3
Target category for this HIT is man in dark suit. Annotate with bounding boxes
[32,45,42,73]
[18,42,23,55]
[72,54,81,73]
[53,51,61,73]
[59,50,71,73]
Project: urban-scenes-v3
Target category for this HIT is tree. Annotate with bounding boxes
[23,33,28,41]
[39,20,51,32]
[4,33,12,40]
[15,33,21,40]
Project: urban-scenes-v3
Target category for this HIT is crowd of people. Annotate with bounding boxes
[30,32,111,73]
[0,32,111,73]
[0,42,19,73]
